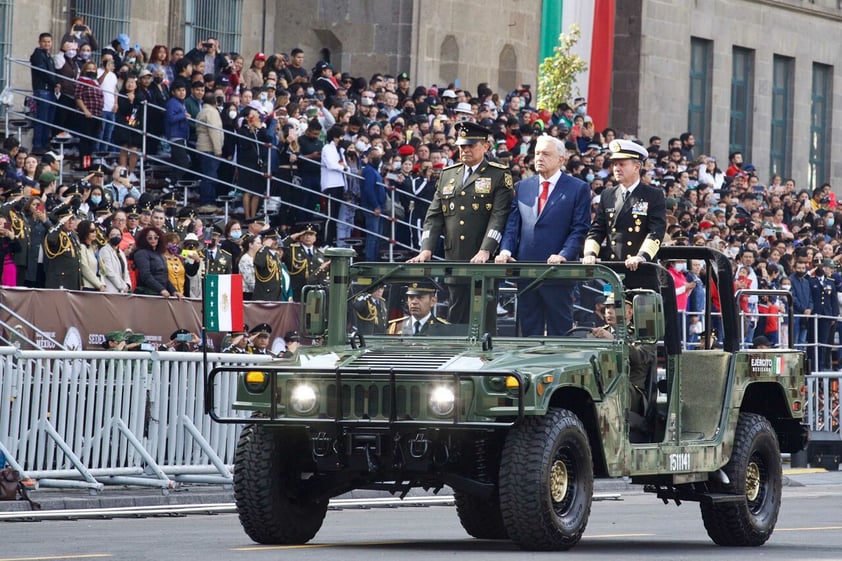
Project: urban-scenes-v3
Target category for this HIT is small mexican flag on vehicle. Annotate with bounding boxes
[204,274,244,332]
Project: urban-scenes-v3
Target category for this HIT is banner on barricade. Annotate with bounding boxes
[0,288,298,350]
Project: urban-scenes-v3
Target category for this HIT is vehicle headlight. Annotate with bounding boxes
[289,383,319,415]
[429,386,455,416]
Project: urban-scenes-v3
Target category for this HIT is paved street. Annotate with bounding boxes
[1,471,840,561]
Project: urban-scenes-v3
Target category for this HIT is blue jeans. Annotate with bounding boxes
[33,90,56,149]
[364,212,382,262]
[199,153,221,205]
[97,111,116,152]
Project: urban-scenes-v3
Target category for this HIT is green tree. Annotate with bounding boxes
[537,24,588,111]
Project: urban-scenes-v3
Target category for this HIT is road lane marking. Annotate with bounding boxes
[587,533,656,539]
[232,541,408,551]
[777,525,842,532]
[0,553,113,561]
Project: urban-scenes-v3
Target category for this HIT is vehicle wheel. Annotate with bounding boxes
[499,408,593,550]
[701,412,782,546]
[234,424,327,544]
[454,491,508,539]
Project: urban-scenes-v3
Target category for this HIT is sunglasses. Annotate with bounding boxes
[147,235,159,240]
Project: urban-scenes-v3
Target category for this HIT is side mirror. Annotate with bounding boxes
[301,285,327,337]
[631,291,664,343]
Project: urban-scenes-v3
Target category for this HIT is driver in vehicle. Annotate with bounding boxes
[591,297,656,417]
[387,280,450,336]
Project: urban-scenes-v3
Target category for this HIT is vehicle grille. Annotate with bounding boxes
[346,349,457,370]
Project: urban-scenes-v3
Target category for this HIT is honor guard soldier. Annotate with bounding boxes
[44,203,82,290]
[174,206,196,239]
[583,139,666,271]
[810,259,839,370]
[281,330,301,358]
[408,121,514,323]
[249,323,275,355]
[206,224,233,274]
[387,281,450,336]
[352,284,389,335]
[2,185,31,283]
[222,324,252,354]
[283,223,329,300]
[254,228,293,301]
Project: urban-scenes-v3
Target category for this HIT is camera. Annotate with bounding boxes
[73,25,86,32]
[202,42,213,49]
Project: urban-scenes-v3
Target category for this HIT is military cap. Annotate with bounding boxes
[397,72,409,81]
[454,121,491,146]
[405,280,439,296]
[51,203,77,224]
[210,224,224,236]
[608,139,648,161]
[299,223,318,235]
[95,204,113,217]
[125,205,140,218]
[160,194,179,206]
[261,227,280,239]
[284,330,300,343]
[249,323,272,336]
[243,214,267,225]
[822,259,837,269]
[177,206,195,219]
[105,330,125,342]
[126,332,146,345]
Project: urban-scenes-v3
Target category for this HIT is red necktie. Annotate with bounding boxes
[538,181,550,214]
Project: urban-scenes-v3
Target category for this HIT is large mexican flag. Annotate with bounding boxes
[204,274,244,332]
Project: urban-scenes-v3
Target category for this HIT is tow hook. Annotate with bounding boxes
[409,433,430,458]
[312,432,331,457]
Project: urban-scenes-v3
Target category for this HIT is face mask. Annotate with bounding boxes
[518,100,525,109]
[165,207,177,217]
[109,235,121,246]
[575,106,586,116]
[355,140,369,153]
[585,173,594,183]
[226,109,237,120]
[782,284,791,290]
[90,195,102,205]
[674,263,687,272]
[85,71,97,79]
[79,52,91,60]
[680,220,691,227]
[66,50,77,58]
[118,72,128,80]
[216,96,225,106]
[167,244,179,254]
[230,230,242,240]
[796,271,806,278]
[521,136,531,144]
[127,58,136,65]
[153,76,163,84]
[828,218,836,227]
[306,87,315,96]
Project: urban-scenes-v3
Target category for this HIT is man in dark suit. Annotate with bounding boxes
[387,281,450,336]
[408,121,514,324]
[583,139,666,271]
[496,135,591,335]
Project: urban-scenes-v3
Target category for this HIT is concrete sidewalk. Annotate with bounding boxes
[0,467,838,514]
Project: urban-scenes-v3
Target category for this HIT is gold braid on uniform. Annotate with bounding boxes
[44,231,74,259]
[354,298,378,324]
[254,252,280,283]
[289,247,310,276]
[9,212,25,239]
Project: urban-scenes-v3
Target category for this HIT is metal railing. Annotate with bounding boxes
[2,55,435,263]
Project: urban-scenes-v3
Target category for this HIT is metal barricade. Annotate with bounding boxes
[0,348,274,492]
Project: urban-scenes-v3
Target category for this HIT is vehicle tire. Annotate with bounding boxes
[454,491,508,540]
[499,408,593,550]
[234,424,327,544]
[700,412,782,546]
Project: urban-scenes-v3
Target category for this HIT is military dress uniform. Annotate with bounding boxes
[419,122,513,324]
[44,206,82,290]
[810,260,839,370]
[205,247,233,274]
[283,235,328,300]
[253,246,284,300]
[584,140,666,263]
[4,201,30,282]
[352,292,389,335]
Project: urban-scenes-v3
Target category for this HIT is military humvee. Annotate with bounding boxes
[207,246,808,551]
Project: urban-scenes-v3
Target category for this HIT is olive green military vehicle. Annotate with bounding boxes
[207,246,808,551]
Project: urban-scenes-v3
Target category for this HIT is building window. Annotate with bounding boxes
[809,63,833,191]
[70,0,131,57]
[687,37,712,155]
[770,55,794,179]
[729,47,754,161]
[184,0,243,55]
[439,35,459,85]
[498,45,517,93]
[0,0,14,117]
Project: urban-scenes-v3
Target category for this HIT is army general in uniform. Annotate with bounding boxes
[583,139,666,271]
[408,121,513,324]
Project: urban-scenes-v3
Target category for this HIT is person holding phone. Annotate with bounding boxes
[62,17,98,52]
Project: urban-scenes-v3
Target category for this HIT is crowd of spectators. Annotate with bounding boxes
[3,19,842,366]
